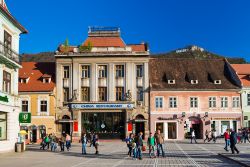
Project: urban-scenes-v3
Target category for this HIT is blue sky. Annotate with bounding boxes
[8,0,250,61]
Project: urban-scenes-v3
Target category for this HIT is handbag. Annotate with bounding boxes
[142,145,146,152]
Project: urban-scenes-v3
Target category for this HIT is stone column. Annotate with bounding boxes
[72,61,80,101]
[108,63,115,101]
[90,63,97,101]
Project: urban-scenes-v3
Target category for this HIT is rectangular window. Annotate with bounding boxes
[21,100,28,112]
[233,97,240,108]
[63,88,69,102]
[3,71,11,94]
[98,87,107,101]
[40,100,47,112]
[221,97,228,108]
[169,97,177,108]
[136,65,143,77]
[98,65,107,78]
[116,87,124,101]
[81,65,90,78]
[155,97,163,108]
[247,94,250,106]
[63,66,70,78]
[209,97,216,108]
[137,87,144,102]
[81,87,90,101]
[190,97,198,108]
[115,65,124,78]
[0,112,7,140]
[4,30,12,53]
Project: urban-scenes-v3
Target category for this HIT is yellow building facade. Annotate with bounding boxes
[19,62,56,143]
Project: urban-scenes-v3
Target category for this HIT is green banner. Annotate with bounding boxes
[19,113,31,123]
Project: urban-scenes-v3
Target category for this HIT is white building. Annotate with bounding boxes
[55,27,149,140]
[232,64,250,128]
[0,0,27,152]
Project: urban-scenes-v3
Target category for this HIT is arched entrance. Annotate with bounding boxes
[135,114,145,139]
[29,125,37,143]
[189,116,203,139]
[62,115,71,136]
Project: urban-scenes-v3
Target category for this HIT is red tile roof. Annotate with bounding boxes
[128,44,147,52]
[83,37,126,47]
[231,64,250,75]
[232,64,250,87]
[19,62,55,92]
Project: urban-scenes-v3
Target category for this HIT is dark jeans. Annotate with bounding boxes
[60,142,65,151]
[204,135,209,142]
[230,144,239,154]
[157,144,165,157]
[128,146,132,156]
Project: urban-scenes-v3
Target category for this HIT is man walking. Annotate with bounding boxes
[155,130,165,157]
[191,129,197,144]
[81,133,88,155]
[136,132,143,160]
[204,130,209,143]
[230,129,239,154]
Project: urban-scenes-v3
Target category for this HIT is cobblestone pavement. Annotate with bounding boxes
[0,139,250,167]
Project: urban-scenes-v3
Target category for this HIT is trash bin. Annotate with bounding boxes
[21,142,24,152]
[15,142,22,153]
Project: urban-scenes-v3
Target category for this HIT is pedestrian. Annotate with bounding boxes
[81,133,88,155]
[230,129,239,154]
[131,134,137,160]
[191,129,197,144]
[147,132,156,158]
[89,132,94,147]
[60,134,65,152]
[65,134,71,151]
[155,130,165,157]
[136,132,143,160]
[50,133,57,152]
[45,134,50,149]
[93,134,99,154]
[245,129,250,143]
[212,130,217,143]
[204,130,209,143]
[224,129,230,152]
[126,134,133,157]
[40,136,46,150]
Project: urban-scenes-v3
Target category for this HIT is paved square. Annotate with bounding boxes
[0,139,249,167]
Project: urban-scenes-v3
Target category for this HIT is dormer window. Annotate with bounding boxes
[19,76,29,84]
[168,80,175,84]
[42,74,51,84]
[191,80,198,84]
[214,80,221,84]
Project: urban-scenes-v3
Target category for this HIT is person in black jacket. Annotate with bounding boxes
[136,132,143,160]
[230,129,239,154]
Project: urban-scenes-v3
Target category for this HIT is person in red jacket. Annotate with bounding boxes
[224,129,230,152]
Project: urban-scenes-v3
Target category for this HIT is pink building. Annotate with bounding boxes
[149,58,242,140]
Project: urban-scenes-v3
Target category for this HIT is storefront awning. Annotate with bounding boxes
[57,119,74,123]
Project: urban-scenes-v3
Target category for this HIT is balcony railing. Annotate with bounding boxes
[0,42,19,64]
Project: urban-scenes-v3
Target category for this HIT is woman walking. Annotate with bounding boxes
[126,134,133,157]
[93,134,99,154]
[65,134,71,151]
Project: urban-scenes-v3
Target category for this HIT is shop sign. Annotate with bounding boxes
[19,113,31,123]
[158,117,176,120]
[71,103,134,109]
[0,95,8,103]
